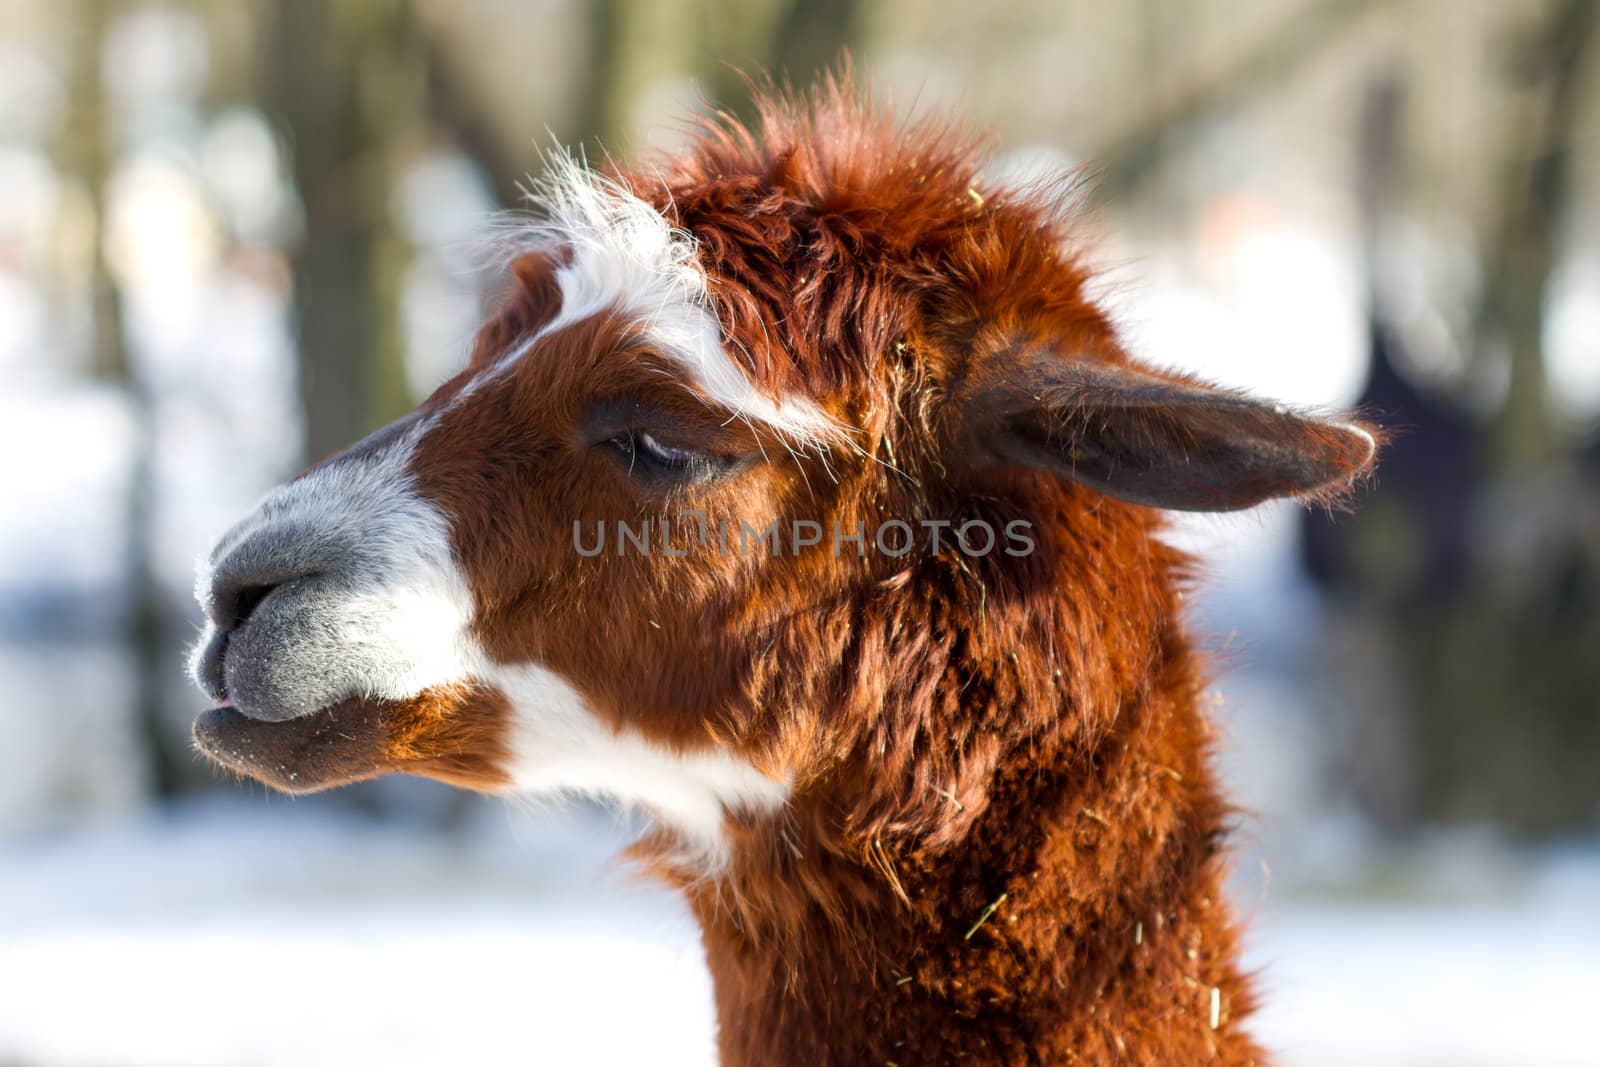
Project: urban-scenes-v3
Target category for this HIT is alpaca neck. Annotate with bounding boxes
[690,649,1264,1067]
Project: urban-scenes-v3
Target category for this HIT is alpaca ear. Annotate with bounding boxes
[954,354,1377,512]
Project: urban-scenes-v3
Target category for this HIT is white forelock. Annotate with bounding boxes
[483,149,841,449]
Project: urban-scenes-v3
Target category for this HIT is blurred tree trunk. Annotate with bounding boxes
[764,0,860,94]
[59,0,183,795]
[576,0,855,159]
[576,0,689,155]
[700,0,857,119]
[1433,0,1600,831]
[1472,0,1597,473]
[1308,4,1600,835]
[420,33,524,207]
[418,0,853,206]
[263,0,422,467]
[1097,0,1385,199]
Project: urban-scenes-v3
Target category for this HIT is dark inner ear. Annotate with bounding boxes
[959,355,1377,512]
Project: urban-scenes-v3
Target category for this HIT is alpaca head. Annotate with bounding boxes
[190,91,1374,871]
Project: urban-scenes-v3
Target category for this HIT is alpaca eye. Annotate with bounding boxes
[605,430,733,485]
[633,432,700,468]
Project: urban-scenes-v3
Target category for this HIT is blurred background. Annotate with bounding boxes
[1,1,1597,1064]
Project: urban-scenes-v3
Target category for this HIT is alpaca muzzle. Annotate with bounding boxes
[192,523,384,723]
[187,414,487,789]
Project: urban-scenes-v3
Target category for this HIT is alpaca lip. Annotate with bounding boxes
[193,698,389,795]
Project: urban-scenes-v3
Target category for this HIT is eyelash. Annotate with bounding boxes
[607,430,717,480]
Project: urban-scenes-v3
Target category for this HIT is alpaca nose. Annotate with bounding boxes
[193,524,351,713]
[201,543,322,632]
[199,517,348,631]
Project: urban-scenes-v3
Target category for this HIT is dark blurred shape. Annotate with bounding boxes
[770,0,863,90]
[1301,319,1481,601]
[1305,13,1600,835]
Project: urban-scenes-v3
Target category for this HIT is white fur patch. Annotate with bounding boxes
[491,662,790,874]
[484,150,840,449]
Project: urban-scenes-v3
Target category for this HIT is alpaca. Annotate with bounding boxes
[190,82,1375,1065]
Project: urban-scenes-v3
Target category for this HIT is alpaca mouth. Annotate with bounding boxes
[188,564,487,793]
[188,589,508,795]
[193,682,513,795]
[193,696,392,794]
[190,616,398,793]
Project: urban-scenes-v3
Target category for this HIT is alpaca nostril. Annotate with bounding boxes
[231,582,280,630]
[202,524,337,632]
[205,578,285,634]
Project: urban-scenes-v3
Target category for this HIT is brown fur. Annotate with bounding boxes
[202,77,1377,1064]
[409,83,1327,1063]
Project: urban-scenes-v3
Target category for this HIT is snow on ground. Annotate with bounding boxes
[0,800,1595,1067]
[1248,894,1600,1067]
[0,801,716,1067]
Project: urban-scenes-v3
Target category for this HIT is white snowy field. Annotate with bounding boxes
[0,801,1595,1067]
